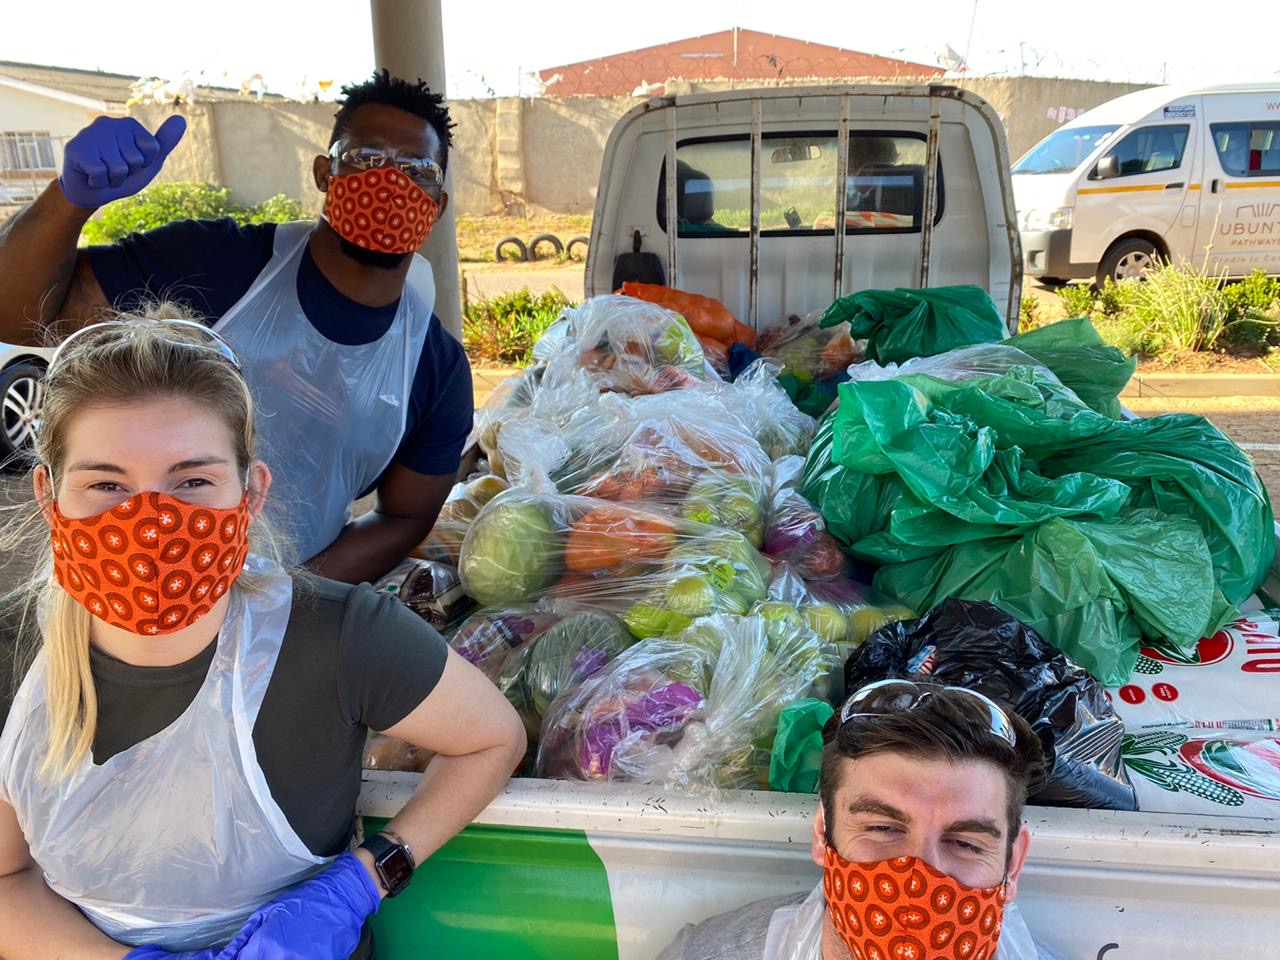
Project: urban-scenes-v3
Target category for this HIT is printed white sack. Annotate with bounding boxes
[1123,726,1280,817]
[1106,613,1280,731]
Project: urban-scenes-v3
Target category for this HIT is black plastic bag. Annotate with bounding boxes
[845,598,1137,810]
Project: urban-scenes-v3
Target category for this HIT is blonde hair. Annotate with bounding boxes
[2,304,276,779]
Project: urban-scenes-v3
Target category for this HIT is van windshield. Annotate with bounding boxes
[1013,125,1119,174]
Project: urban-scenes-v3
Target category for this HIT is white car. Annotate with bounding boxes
[0,341,52,463]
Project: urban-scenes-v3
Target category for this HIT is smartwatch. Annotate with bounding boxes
[358,831,415,898]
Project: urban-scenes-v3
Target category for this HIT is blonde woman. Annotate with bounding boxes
[0,316,524,959]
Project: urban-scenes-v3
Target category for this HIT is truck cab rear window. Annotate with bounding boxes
[657,132,943,237]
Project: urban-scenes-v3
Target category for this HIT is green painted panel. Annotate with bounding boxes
[363,818,619,959]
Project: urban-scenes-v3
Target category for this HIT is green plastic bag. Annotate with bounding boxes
[802,368,1266,684]
[1004,317,1136,419]
[873,513,1232,685]
[769,698,834,794]
[820,285,1007,365]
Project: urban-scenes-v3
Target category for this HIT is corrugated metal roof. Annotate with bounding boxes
[0,60,268,105]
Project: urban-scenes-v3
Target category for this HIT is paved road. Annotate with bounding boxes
[461,263,586,302]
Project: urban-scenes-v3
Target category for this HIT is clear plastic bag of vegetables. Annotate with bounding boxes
[762,564,916,665]
[416,472,510,564]
[757,309,861,383]
[536,612,840,793]
[713,359,818,460]
[501,391,774,547]
[457,491,773,638]
[448,606,561,680]
[496,608,637,749]
[762,456,851,580]
[540,294,714,396]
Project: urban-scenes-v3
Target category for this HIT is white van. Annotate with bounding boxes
[1013,82,1280,287]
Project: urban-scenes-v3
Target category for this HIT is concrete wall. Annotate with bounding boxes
[125,76,1151,220]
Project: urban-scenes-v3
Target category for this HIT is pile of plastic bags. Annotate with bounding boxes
[808,290,1273,686]
[366,285,1273,817]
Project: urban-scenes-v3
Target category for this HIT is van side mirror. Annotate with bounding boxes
[1094,155,1119,180]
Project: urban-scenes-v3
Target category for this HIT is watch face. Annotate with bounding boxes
[377,845,415,894]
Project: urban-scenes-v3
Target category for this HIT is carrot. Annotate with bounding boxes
[564,506,678,574]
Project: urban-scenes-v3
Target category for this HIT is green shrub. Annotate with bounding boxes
[1057,283,1095,319]
[240,194,311,225]
[463,287,573,367]
[1018,294,1041,332]
[1094,259,1230,356]
[82,183,236,244]
[1221,269,1280,350]
[81,182,309,245]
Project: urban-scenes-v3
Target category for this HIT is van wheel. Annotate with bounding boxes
[528,234,564,260]
[0,361,45,465]
[1096,239,1160,287]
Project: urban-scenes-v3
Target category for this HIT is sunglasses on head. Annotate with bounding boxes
[838,678,1018,749]
[48,318,242,375]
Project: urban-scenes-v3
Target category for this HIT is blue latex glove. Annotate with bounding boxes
[59,115,186,209]
[232,852,381,959]
[122,913,269,960]
[122,854,378,959]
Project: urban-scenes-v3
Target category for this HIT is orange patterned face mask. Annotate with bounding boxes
[324,167,439,254]
[823,847,1006,960]
[51,491,250,636]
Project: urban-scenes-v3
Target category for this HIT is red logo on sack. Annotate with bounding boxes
[1140,631,1233,667]
[1119,685,1146,704]
[1152,683,1179,702]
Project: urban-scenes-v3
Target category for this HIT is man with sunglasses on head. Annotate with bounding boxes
[0,70,468,584]
[658,680,1061,960]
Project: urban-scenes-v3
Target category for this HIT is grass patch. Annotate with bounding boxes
[463,287,574,366]
[456,214,593,263]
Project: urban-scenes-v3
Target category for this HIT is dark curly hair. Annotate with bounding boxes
[330,68,456,173]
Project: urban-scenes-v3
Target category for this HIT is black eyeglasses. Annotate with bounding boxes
[838,679,1017,748]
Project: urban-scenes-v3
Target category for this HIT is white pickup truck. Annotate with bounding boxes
[358,85,1280,959]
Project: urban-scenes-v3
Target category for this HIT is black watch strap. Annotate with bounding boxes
[359,832,415,898]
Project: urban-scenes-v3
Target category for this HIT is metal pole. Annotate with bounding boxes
[369,0,463,339]
[919,92,942,289]
[665,106,679,289]
[833,93,850,303]
[748,98,762,331]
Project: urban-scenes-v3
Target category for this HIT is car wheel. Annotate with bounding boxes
[1096,238,1160,287]
[0,361,45,463]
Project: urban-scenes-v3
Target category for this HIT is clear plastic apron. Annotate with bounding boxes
[213,221,435,563]
[0,556,328,950]
[761,882,1042,960]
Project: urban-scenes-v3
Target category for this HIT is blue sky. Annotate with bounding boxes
[4,0,1277,99]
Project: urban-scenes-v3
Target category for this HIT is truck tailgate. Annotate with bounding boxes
[359,774,1280,958]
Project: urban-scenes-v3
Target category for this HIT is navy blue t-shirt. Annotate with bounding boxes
[86,219,473,483]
